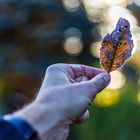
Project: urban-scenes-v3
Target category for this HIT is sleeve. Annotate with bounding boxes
[0,115,41,140]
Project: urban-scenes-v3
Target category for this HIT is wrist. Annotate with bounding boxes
[13,102,64,139]
[3,115,40,140]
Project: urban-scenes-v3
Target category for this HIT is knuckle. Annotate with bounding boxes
[46,65,55,72]
[46,64,60,73]
[46,63,66,73]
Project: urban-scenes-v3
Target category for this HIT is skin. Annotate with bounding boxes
[12,63,111,140]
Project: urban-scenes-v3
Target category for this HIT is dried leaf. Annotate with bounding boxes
[100,18,134,72]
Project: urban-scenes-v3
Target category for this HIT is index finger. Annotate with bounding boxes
[67,64,106,79]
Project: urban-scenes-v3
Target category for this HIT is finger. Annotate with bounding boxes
[74,110,89,124]
[46,64,73,84]
[75,76,88,82]
[68,64,106,79]
[70,72,111,99]
[46,63,106,84]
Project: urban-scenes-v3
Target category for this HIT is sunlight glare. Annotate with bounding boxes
[107,71,126,89]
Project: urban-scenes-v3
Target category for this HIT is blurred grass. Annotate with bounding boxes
[68,78,140,140]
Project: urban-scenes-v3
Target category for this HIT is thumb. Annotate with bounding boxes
[73,72,111,100]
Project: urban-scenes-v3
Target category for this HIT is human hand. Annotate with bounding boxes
[14,63,111,140]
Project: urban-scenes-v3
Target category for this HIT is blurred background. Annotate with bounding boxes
[0,0,140,140]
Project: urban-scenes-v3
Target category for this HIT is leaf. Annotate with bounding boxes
[100,18,134,73]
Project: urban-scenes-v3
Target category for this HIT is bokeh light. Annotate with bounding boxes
[82,0,139,63]
[64,27,82,39]
[64,37,83,55]
[105,0,131,6]
[82,0,133,23]
[90,42,100,58]
[107,71,126,89]
[99,6,137,36]
[82,0,105,8]
[94,89,120,107]
[129,50,140,70]
[106,6,137,26]
[134,0,140,6]
[62,0,80,12]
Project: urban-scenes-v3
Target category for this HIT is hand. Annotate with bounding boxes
[14,63,111,140]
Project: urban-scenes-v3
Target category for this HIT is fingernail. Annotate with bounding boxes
[82,110,89,121]
[103,73,111,83]
[84,110,89,119]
